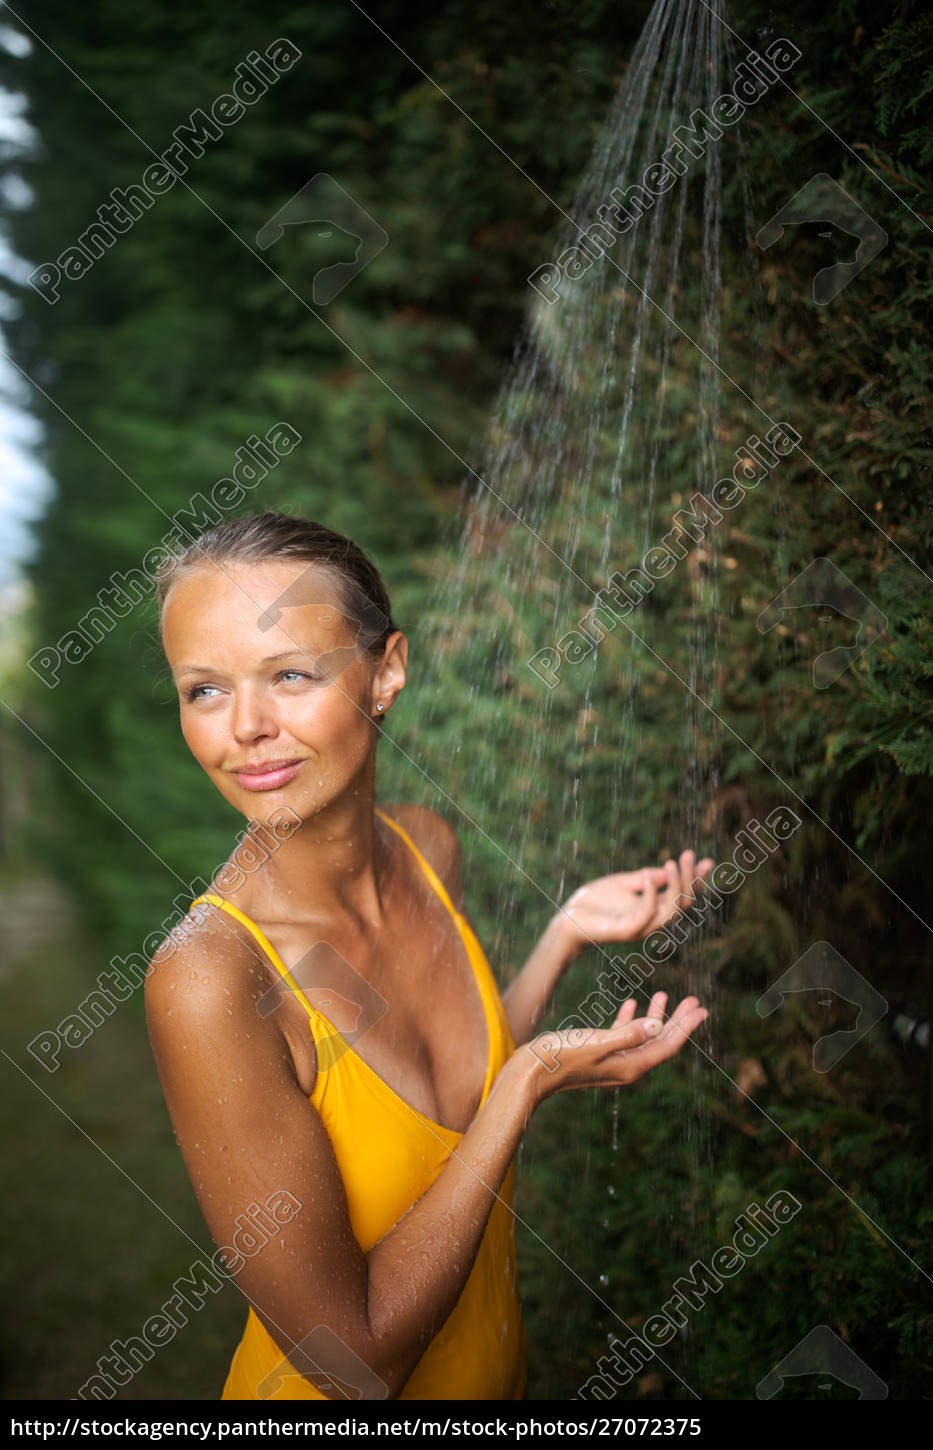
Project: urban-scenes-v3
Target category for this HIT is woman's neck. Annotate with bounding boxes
[219,775,393,929]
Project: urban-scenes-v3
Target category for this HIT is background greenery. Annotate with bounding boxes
[0,0,930,1401]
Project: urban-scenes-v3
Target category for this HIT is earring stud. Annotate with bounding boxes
[376,703,385,713]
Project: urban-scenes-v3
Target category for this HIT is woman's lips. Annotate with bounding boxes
[230,759,305,792]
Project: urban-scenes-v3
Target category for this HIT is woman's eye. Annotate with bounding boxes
[278,669,325,684]
[182,670,324,702]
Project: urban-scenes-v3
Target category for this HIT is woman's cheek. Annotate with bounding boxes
[180,707,227,771]
[286,688,357,743]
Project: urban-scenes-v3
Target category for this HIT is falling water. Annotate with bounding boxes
[411,0,780,1396]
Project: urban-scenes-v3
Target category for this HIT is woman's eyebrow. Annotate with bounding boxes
[174,649,321,676]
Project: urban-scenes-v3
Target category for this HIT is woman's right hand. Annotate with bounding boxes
[522,991,708,1103]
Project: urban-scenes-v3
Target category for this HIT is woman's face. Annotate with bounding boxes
[161,557,405,823]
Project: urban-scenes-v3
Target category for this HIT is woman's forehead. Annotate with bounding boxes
[162,560,353,657]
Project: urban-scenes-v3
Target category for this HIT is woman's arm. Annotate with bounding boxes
[146,917,705,1401]
[499,912,581,1046]
[145,921,537,1400]
[369,988,708,1367]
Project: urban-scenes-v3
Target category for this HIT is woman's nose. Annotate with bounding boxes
[230,685,278,743]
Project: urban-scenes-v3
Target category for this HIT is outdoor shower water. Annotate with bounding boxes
[412,0,793,1395]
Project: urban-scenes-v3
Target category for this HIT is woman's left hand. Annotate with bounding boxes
[555,850,714,958]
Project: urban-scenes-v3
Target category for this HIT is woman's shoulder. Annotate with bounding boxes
[143,898,272,1031]
[143,903,313,1120]
[378,801,464,910]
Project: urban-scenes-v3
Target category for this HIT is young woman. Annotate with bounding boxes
[145,512,712,1401]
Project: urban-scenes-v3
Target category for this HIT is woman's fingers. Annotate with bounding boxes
[641,1004,708,1060]
[666,1000,708,1044]
[592,996,696,1054]
[598,873,658,939]
[560,848,717,948]
[596,998,709,1079]
[609,867,671,890]
[652,993,700,1036]
[603,1012,665,1048]
[637,868,657,926]
[646,850,715,932]
[662,852,692,919]
[611,992,665,1030]
[651,994,701,1037]
[611,991,675,1032]
[645,990,668,1021]
[530,995,709,1098]
[613,997,639,1026]
[603,994,704,1052]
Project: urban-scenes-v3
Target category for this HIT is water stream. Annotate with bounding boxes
[409,0,781,1395]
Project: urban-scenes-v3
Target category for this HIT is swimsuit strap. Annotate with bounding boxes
[188,892,331,1032]
[373,807,462,921]
[192,806,503,1122]
[376,808,503,1094]
[190,807,473,1034]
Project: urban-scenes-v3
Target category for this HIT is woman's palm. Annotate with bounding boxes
[560,851,713,950]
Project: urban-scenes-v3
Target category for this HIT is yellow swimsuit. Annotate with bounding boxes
[191,807,527,1401]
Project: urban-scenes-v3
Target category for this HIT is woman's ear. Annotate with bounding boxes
[370,631,407,716]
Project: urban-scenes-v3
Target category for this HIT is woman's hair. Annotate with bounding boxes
[155,512,397,659]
